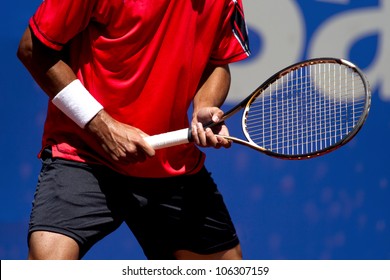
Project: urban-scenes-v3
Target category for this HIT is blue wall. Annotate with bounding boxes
[0,0,389,259]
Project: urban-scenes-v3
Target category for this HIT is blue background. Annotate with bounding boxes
[0,0,389,259]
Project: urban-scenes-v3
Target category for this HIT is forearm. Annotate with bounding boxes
[193,63,231,116]
[32,61,77,99]
[190,63,232,148]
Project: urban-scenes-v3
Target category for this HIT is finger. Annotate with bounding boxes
[217,136,232,148]
[107,143,128,161]
[140,142,156,157]
[117,144,137,163]
[129,129,155,157]
[197,122,207,146]
[205,127,219,147]
[102,144,120,161]
[191,124,200,144]
[210,108,224,123]
[125,139,155,159]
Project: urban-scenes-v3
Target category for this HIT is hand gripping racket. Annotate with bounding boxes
[144,58,371,159]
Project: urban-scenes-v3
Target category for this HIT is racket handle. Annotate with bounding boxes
[144,128,191,149]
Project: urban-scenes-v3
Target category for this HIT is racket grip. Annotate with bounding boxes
[144,128,191,150]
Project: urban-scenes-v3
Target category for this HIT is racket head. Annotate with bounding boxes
[241,58,371,159]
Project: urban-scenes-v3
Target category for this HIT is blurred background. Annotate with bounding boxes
[1,0,389,259]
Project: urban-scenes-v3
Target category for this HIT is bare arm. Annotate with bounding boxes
[191,63,232,148]
[17,28,76,97]
[17,27,155,163]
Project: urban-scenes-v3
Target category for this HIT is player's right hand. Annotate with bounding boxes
[86,110,155,163]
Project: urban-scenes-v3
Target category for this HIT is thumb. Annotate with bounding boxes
[211,108,224,123]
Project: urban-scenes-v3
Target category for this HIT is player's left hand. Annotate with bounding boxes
[191,107,231,149]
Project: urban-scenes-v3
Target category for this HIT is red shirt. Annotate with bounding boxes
[30,0,250,177]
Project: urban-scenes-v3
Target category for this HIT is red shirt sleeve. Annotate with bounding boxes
[210,0,251,65]
[29,0,101,50]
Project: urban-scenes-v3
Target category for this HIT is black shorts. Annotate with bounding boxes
[29,149,239,259]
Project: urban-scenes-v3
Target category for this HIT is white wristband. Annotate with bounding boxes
[52,79,104,128]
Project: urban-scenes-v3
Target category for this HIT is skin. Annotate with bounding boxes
[18,27,241,260]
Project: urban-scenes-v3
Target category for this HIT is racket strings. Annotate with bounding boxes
[248,91,366,132]
[244,63,367,156]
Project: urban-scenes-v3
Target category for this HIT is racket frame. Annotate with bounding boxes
[237,57,371,159]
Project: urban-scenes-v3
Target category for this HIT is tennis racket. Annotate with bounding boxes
[144,57,371,159]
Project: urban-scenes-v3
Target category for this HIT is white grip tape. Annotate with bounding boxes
[144,128,190,149]
[52,79,104,128]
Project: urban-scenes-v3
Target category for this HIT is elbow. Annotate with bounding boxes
[16,28,33,67]
[17,43,32,66]
[17,40,33,67]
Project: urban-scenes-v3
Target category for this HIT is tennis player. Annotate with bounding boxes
[17,0,250,260]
